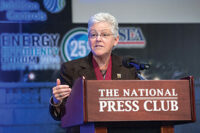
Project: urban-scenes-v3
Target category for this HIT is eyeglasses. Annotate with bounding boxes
[88,32,114,39]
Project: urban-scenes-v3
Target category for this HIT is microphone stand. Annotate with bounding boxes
[137,71,147,80]
[129,62,148,80]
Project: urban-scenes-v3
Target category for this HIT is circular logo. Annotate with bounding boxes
[61,27,91,62]
[43,0,66,13]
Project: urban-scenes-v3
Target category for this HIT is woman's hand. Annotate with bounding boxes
[52,79,72,104]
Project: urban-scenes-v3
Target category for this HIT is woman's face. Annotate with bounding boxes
[88,22,119,57]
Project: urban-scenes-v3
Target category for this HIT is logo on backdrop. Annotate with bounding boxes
[61,27,91,62]
[117,27,146,48]
[0,33,61,71]
[0,0,47,22]
[43,0,66,13]
[0,0,66,22]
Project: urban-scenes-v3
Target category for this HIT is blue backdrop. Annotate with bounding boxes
[0,0,199,133]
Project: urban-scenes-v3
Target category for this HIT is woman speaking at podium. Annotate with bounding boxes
[49,12,139,133]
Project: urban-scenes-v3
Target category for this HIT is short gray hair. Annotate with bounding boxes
[88,12,119,37]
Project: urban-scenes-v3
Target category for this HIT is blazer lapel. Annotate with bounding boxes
[77,53,97,80]
[76,53,126,80]
[111,54,124,80]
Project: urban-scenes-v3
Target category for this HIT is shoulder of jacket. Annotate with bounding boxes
[63,56,88,65]
[61,56,89,70]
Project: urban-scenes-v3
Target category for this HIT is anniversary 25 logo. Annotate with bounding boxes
[61,27,91,62]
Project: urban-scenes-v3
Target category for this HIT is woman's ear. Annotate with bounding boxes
[114,35,119,46]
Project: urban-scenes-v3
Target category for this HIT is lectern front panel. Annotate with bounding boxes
[85,80,194,122]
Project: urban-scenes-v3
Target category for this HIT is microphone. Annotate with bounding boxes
[122,57,150,70]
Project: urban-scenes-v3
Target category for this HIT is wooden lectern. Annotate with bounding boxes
[61,76,196,133]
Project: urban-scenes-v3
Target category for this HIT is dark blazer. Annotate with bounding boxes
[49,53,138,132]
[59,52,138,88]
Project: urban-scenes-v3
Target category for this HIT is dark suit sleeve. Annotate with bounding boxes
[59,63,74,87]
[49,62,73,121]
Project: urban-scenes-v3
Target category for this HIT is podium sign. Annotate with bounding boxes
[85,79,195,122]
[61,77,195,129]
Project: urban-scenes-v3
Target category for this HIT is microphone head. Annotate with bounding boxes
[122,56,151,70]
[122,56,136,68]
[140,64,151,70]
